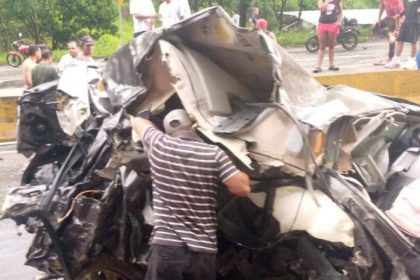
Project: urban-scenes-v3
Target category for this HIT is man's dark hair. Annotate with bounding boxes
[28,44,40,56]
[41,49,52,60]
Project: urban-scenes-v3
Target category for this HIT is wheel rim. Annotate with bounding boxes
[306,38,319,52]
[343,35,357,49]
[7,54,21,67]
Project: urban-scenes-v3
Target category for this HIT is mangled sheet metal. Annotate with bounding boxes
[102,6,408,176]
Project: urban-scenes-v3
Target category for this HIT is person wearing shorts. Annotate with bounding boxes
[313,0,343,73]
[385,0,420,69]
[372,0,404,65]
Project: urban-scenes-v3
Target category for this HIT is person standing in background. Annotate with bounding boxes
[385,0,420,69]
[177,0,191,18]
[256,18,277,43]
[31,49,59,87]
[77,35,95,63]
[22,45,41,89]
[159,0,185,28]
[130,0,158,37]
[58,41,79,73]
[232,9,240,26]
[249,7,259,28]
[372,0,405,65]
[313,0,343,73]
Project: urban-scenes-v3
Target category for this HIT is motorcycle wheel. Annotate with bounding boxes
[76,254,145,280]
[305,36,319,53]
[341,32,358,50]
[6,53,22,67]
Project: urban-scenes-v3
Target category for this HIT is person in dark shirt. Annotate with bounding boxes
[31,49,59,87]
[131,109,250,280]
[313,0,343,73]
[385,0,420,69]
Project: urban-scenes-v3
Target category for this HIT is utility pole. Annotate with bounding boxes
[118,0,124,46]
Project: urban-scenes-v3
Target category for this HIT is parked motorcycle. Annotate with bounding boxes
[6,34,45,67]
[305,17,360,53]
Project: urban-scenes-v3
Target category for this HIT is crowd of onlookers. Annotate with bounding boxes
[371,0,419,70]
[130,0,278,42]
[21,1,283,90]
[314,0,419,73]
[22,35,96,89]
[22,0,419,89]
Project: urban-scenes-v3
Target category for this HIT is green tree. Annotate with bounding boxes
[1,0,118,49]
[0,2,24,50]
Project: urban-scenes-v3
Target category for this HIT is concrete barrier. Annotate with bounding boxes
[0,96,18,142]
[314,70,420,104]
[0,70,420,142]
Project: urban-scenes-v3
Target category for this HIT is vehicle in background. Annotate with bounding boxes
[6,33,46,67]
[305,17,360,53]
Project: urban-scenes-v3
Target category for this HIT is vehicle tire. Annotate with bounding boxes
[6,53,22,67]
[342,32,358,50]
[76,254,145,280]
[305,36,319,53]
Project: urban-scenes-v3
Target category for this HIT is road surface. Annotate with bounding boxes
[0,151,39,280]
[285,39,413,74]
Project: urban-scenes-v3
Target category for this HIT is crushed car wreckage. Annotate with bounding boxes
[2,6,420,280]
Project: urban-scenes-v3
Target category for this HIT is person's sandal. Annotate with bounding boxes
[328,65,340,71]
[313,67,321,73]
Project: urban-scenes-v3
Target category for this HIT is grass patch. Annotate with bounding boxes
[277,29,314,46]
[0,52,6,65]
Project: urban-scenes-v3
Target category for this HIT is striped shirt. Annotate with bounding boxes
[142,126,239,254]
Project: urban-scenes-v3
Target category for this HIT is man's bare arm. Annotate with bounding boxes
[133,13,158,20]
[378,4,384,22]
[131,116,155,140]
[23,63,32,88]
[224,172,251,197]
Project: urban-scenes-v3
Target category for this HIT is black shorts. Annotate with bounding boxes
[145,244,216,280]
[397,22,420,43]
[372,17,396,36]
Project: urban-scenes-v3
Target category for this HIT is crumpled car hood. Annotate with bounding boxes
[102,6,407,175]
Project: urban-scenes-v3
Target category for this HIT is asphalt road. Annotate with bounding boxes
[285,39,414,74]
[0,151,39,280]
[0,38,415,279]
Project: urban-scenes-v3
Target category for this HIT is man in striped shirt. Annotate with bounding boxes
[131,109,251,280]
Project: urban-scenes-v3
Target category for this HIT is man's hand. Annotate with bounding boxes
[224,172,251,197]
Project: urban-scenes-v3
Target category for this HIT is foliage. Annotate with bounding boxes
[0,0,118,50]
[277,28,313,45]
[0,52,6,65]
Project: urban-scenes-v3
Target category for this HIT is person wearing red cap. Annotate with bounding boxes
[313,0,343,73]
[256,18,277,43]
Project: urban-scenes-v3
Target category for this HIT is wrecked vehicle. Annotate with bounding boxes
[3,6,420,280]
